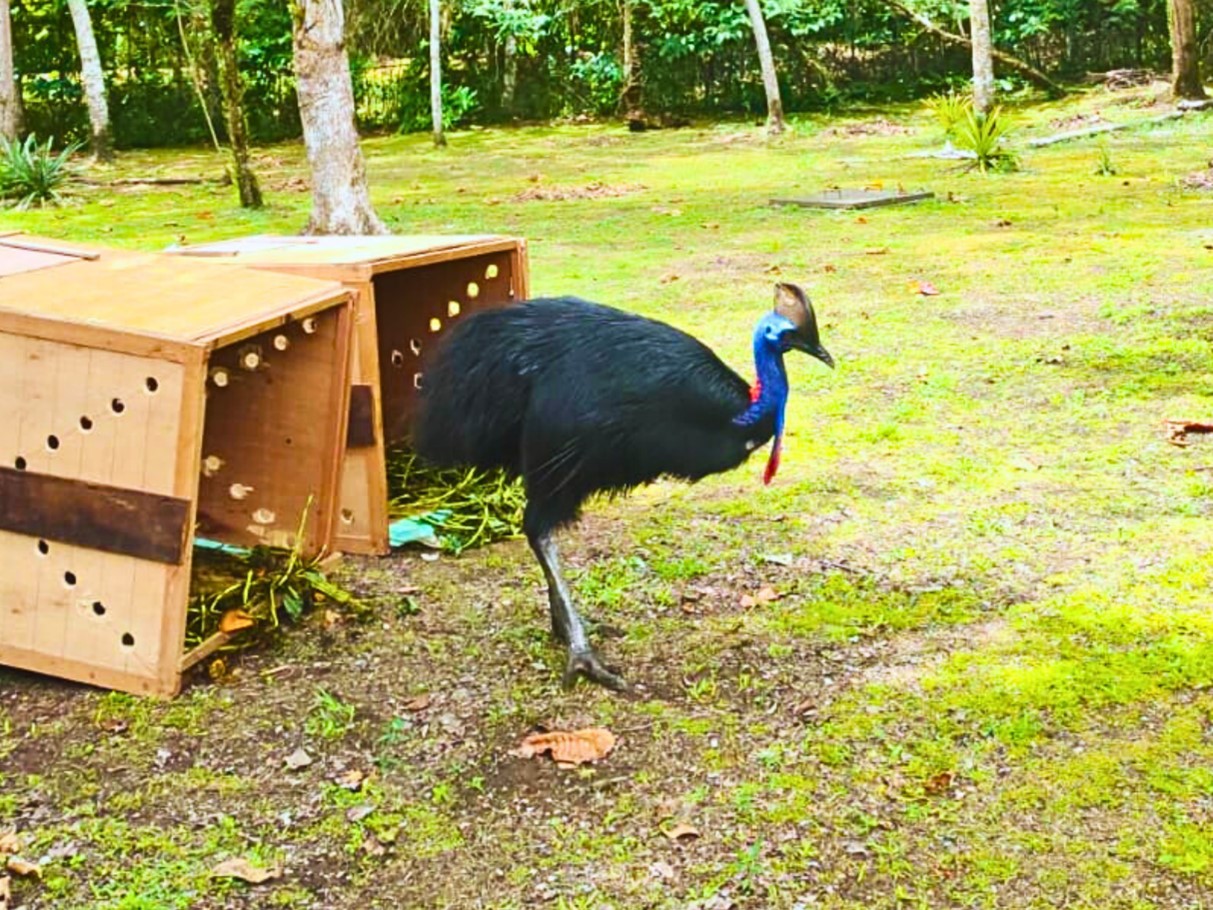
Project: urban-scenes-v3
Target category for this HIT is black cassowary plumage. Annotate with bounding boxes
[411,285,832,690]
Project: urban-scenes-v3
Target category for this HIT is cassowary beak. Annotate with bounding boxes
[788,334,835,368]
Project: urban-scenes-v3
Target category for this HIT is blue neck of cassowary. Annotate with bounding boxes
[733,321,789,483]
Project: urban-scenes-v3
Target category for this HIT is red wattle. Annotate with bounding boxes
[763,439,782,485]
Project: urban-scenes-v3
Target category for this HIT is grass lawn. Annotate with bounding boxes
[2,84,1213,909]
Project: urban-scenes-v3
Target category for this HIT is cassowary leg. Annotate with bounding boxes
[527,531,627,691]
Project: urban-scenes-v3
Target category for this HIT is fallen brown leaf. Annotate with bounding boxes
[924,771,954,795]
[210,857,282,884]
[219,609,255,634]
[335,769,365,791]
[0,832,19,855]
[283,747,313,771]
[864,247,890,255]
[514,727,616,765]
[403,694,432,712]
[662,822,701,842]
[913,280,941,296]
[4,858,39,879]
[823,263,838,273]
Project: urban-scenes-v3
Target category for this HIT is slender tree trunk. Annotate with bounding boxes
[969,0,995,115]
[0,0,19,140]
[210,0,262,207]
[67,0,113,161]
[742,0,785,134]
[430,0,446,146]
[291,0,387,234]
[1167,0,1206,100]
[502,32,517,112]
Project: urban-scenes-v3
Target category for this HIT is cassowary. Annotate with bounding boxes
[411,283,833,690]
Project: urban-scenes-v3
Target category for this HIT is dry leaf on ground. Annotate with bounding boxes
[219,609,255,634]
[924,771,954,795]
[513,727,616,765]
[913,280,941,296]
[739,586,781,608]
[662,822,701,842]
[403,694,432,712]
[283,747,313,771]
[4,858,39,879]
[210,857,282,884]
[0,832,21,855]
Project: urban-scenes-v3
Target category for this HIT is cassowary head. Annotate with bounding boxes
[765,282,834,368]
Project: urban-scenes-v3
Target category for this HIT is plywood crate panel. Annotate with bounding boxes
[0,235,354,696]
[170,234,529,555]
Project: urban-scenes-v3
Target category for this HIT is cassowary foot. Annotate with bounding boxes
[563,648,629,692]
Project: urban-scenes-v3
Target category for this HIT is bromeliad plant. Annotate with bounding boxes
[953,105,1018,173]
[0,134,81,208]
[925,91,972,139]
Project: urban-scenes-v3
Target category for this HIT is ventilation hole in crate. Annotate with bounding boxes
[238,346,263,371]
[252,508,276,525]
[273,334,290,352]
[14,456,26,470]
[340,509,355,525]
[63,571,77,587]
[79,416,93,432]
[301,317,319,335]
[485,264,499,280]
[111,398,126,414]
[209,368,230,388]
[447,300,461,318]
[466,282,480,299]
[202,455,224,477]
[92,601,107,617]
[46,435,60,451]
[413,372,424,390]
[229,483,253,500]
[36,539,49,556]
[390,349,405,368]
[145,376,160,393]
[121,632,135,648]
[429,317,442,333]
[409,338,422,356]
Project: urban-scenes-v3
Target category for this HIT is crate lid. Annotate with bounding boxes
[0,234,350,352]
[168,233,521,278]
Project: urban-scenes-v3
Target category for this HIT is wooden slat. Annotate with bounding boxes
[0,467,191,565]
[0,236,101,259]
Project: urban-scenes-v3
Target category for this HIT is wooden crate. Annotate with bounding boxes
[170,234,530,555]
[0,234,355,696]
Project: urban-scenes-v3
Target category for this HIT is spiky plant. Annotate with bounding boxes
[925,91,973,139]
[953,106,1018,173]
[0,134,82,208]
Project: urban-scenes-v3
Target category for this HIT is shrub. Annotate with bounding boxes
[0,134,82,208]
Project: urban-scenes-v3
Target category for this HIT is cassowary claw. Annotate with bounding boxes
[563,649,629,692]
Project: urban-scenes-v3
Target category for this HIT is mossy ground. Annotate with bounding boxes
[2,84,1212,909]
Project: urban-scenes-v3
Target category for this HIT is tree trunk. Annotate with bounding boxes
[0,0,19,140]
[1167,0,1206,100]
[882,0,1064,96]
[969,0,995,115]
[430,0,446,146]
[291,0,387,235]
[502,32,517,112]
[67,0,113,161]
[210,0,262,207]
[742,0,785,134]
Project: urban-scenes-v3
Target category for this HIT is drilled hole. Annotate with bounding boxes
[79,416,93,432]
[92,601,106,617]
[429,317,442,333]
[466,282,480,299]
[145,377,159,393]
[46,435,60,451]
[340,509,355,525]
[111,398,125,414]
[485,264,499,279]
[15,456,26,470]
[447,300,461,318]
[390,349,405,368]
[409,338,422,356]
[121,632,135,648]
[301,317,318,335]
[36,539,49,556]
[63,571,77,587]
[210,368,230,388]
[413,372,423,390]
[273,334,290,352]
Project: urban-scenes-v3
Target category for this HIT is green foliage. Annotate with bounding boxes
[925,90,972,138]
[953,105,1019,172]
[1094,140,1118,175]
[398,83,481,134]
[0,134,80,208]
